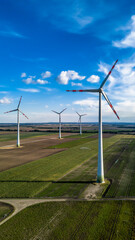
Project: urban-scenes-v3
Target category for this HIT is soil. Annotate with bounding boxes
[0,133,78,172]
[82,183,103,199]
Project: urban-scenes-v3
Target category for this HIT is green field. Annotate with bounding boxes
[1,133,135,239]
[0,131,54,142]
[0,134,134,198]
[63,133,96,138]
[48,136,96,149]
[0,203,13,222]
[0,201,134,240]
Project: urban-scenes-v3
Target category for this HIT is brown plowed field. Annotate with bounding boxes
[0,133,77,172]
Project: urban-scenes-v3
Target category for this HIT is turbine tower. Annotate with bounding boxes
[67,60,120,183]
[76,112,86,135]
[4,96,28,147]
[52,108,67,139]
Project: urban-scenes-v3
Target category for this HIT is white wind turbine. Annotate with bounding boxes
[76,112,87,135]
[4,96,28,147]
[67,60,120,183]
[52,108,67,139]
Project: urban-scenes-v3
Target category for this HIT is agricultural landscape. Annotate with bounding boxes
[1,0,135,239]
[0,123,135,239]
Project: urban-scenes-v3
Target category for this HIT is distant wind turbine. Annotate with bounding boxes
[76,112,86,135]
[4,96,28,147]
[67,60,120,183]
[52,108,67,139]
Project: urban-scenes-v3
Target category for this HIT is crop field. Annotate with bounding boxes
[0,202,13,222]
[0,200,135,240]
[0,131,54,142]
[0,133,134,198]
[1,131,135,239]
[0,132,80,172]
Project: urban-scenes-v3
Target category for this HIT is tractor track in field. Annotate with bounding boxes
[108,201,122,240]
[70,201,95,240]
[1,197,135,226]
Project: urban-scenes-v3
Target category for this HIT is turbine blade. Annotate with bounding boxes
[81,114,87,117]
[52,110,59,114]
[100,59,118,88]
[76,111,80,116]
[102,90,120,120]
[66,89,99,92]
[4,109,17,114]
[17,96,22,109]
[19,110,29,119]
[60,108,67,114]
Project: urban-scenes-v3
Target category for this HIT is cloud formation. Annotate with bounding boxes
[21,72,26,78]
[113,15,135,48]
[0,97,12,104]
[22,71,51,85]
[71,82,82,87]
[41,71,52,79]
[23,77,34,84]
[18,88,40,93]
[37,79,48,84]
[87,75,100,83]
[57,70,85,85]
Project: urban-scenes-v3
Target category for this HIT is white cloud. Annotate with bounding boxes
[37,79,48,85]
[113,15,135,48]
[57,70,85,85]
[18,88,39,93]
[45,105,49,108]
[74,98,99,108]
[87,75,100,83]
[21,72,26,78]
[71,82,82,87]
[0,97,12,104]
[41,71,52,79]
[23,77,34,84]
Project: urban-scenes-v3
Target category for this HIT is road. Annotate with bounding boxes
[1,197,135,226]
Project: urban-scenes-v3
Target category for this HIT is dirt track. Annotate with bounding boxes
[1,196,135,226]
[0,133,77,172]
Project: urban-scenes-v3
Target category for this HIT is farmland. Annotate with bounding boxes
[0,201,134,240]
[0,202,13,222]
[0,133,124,198]
[0,126,135,239]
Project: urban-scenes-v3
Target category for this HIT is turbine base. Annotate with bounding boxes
[97,176,104,183]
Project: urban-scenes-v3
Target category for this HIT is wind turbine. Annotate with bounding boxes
[67,60,120,183]
[76,112,86,135]
[52,108,67,139]
[4,96,28,147]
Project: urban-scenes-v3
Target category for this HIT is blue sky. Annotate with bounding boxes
[1,0,135,123]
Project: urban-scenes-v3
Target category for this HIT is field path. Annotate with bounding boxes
[1,197,135,226]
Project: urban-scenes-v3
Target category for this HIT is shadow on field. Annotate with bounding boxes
[53,180,95,184]
[0,180,95,184]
